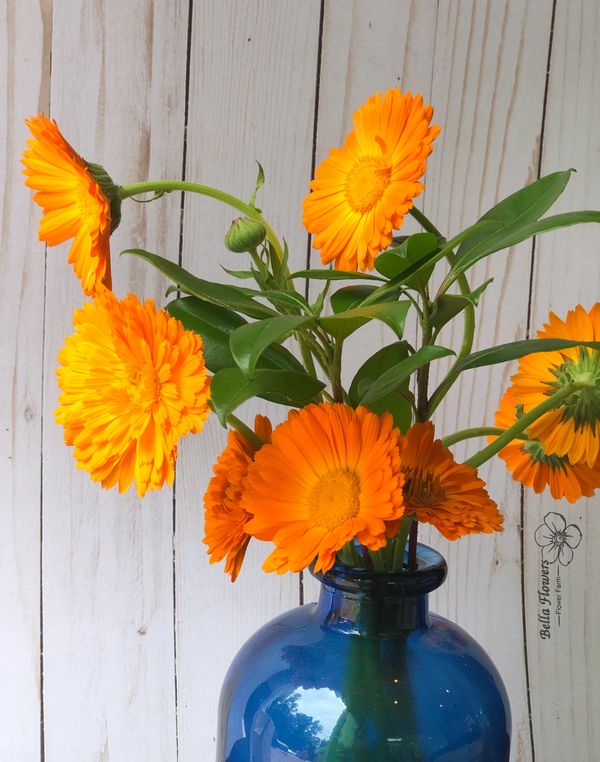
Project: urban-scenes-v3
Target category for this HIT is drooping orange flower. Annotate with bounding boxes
[493,388,600,502]
[56,288,211,496]
[243,403,405,574]
[510,305,600,467]
[204,415,272,581]
[22,114,115,295]
[302,88,440,272]
[398,422,503,540]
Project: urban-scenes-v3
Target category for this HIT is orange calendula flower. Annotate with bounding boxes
[56,288,211,496]
[203,415,272,581]
[22,114,117,295]
[243,403,405,574]
[399,422,503,540]
[302,88,440,272]
[510,305,600,467]
[493,388,600,502]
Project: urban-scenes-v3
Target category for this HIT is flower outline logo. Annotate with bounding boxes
[534,512,582,566]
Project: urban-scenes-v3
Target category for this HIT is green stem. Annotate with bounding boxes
[442,426,528,448]
[409,206,444,239]
[465,383,584,469]
[225,414,262,449]
[331,339,345,403]
[392,516,414,571]
[119,180,285,263]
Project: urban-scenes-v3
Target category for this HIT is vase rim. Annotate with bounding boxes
[311,543,447,597]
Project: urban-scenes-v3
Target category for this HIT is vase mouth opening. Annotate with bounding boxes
[311,543,447,597]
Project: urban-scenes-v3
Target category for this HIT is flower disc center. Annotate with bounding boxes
[345,156,391,213]
[308,470,361,530]
[403,467,445,508]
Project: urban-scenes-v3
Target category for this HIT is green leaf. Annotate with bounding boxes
[230,315,313,377]
[375,232,438,290]
[221,266,256,280]
[122,248,276,319]
[310,280,330,317]
[257,289,312,312]
[349,342,411,404]
[166,297,304,374]
[430,279,493,332]
[288,269,386,282]
[359,345,455,405]
[454,170,575,270]
[210,368,325,424]
[249,161,265,208]
[363,394,413,433]
[349,343,414,431]
[319,301,411,340]
[456,338,600,372]
[330,285,400,314]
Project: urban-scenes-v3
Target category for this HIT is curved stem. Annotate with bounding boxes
[441,426,528,448]
[465,383,584,469]
[225,413,262,449]
[331,339,345,403]
[119,180,285,263]
[409,206,444,239]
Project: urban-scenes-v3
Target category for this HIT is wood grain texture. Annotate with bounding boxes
[523,1,600,760]
[420,4,554,760]
[40,2,188,760]
[2,0,600,759]
[0,1,51,759]
[174,2,322,757]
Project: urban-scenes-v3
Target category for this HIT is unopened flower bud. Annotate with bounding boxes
[224,217,266,253]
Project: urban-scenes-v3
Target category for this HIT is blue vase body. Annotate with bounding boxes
[217,545,510,761]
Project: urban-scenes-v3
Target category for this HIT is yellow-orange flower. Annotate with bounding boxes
[510,305,600,467]
[493,388,600,502]
[204,416,272,581]
[302,88,440,272]
[398,422,503,540]
[243,403,405,574]
[22,114,113,295]
[56,288,211,496]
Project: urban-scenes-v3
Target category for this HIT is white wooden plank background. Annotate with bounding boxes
[1,1,599,760]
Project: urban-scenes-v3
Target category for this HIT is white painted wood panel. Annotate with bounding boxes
[0,2,50,759]
[523,2,600,760]
[40,2,188,760]
[2,1,600,759]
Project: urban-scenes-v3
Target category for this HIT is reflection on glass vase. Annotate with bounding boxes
[217,544,510,761]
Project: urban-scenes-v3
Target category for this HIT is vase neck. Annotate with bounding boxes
[312,543,447,636]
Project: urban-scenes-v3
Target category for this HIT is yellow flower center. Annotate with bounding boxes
[126,368,162,407]
[345,156,392,214]
[308,470,361,530]
[402,467,445,508]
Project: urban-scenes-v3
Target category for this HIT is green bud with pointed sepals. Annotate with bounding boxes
[224,217,266,253]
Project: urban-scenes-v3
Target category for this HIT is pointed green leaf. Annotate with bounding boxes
[230,315,313,377]
[454,170,574,269]
[122,248,276,319]
[319,301,411,340]
[452,210,600,279]
[359,345,455,405]
[456,338,600,372]
[288,269,386,282]
[210,368,325,424]
[375,232,438,290]
[430,279,493,332]
[349,342,411,405]
[330,285,400,314]
[249,161,265,208]
[166,297,304,374]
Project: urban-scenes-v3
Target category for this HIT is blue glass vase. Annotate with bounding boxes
[217,544,510,761]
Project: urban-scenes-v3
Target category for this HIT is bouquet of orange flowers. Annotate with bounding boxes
[22,88,600,581]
